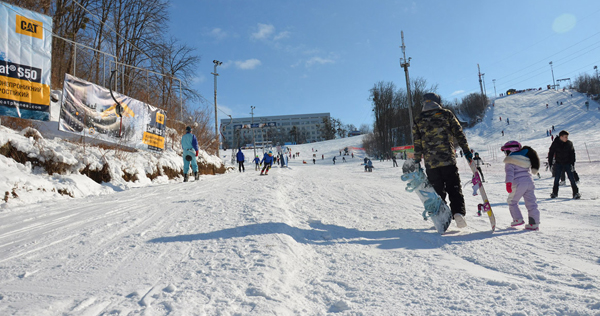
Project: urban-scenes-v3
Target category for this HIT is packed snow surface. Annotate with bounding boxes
[1,89,600,315]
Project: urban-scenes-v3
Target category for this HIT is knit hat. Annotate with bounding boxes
[186,126,192,132]
[422,92,442,105]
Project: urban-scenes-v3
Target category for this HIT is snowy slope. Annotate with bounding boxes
[1,91,600,315]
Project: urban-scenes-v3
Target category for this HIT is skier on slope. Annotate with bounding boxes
[181,126,199,182]
[473,152,486,182]
[548,130,580,199]
[236,148,245,172]
[412,92,472,228]
[502,141,541,231]
[253,155,260,171]
[260,150,274,175]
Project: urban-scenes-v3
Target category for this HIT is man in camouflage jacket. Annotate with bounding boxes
[412,93,472,226]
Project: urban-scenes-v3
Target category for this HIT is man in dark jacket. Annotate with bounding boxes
[413,93,473,228]
[236,148,245,172]
[548,130,580,199]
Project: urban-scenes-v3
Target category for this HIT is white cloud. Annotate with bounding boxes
[251,23,289,41]
[450,90,465,96]
[306,56,335,67]
[251,23,275,40]
[208,28,227,40]
[235,59,262,70]
[273,31,291,41]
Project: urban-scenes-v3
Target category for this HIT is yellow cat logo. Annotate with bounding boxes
[16,15,43,39]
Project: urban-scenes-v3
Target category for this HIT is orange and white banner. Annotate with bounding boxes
[0,2,52,120]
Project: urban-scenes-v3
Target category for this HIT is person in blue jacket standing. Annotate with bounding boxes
[181,126,199,182]
[260,151,274,175]
[236,148,245,172]
[253,155,261,171]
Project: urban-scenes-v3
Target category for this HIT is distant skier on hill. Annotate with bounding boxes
[473,153,486,182]
[502,141,540,231]
[548,130,580,199]
[412,92,472,228]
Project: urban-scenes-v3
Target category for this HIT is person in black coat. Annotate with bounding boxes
[548,130,580,199]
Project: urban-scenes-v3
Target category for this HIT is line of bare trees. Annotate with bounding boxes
[364,78,490,157]
[9,0,216,152]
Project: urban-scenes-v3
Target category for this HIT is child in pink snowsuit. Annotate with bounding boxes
[502,141,541,231]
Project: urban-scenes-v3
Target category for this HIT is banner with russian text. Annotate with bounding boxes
[59,74,166,152]
[0,2,52,120]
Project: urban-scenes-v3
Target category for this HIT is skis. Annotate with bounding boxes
[401,160,453,234]
[467,159,496,232]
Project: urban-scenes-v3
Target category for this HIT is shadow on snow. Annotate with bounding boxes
[147,220,526,250]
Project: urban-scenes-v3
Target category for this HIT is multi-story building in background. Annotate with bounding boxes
[220,113,330,149]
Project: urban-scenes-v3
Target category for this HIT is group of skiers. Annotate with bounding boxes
[181,91,582,232]
[235,149,276,175]
[411,92,581,232]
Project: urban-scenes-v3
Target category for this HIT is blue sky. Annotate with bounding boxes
[168,0,600,128]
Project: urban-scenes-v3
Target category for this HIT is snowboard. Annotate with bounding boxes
[401,160,452,234]
[467,158,496,232]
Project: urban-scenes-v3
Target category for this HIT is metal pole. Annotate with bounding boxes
[550,61,556,89]
[73,44,77,77]
[179,78,183,123]
[478,64,486,108]
[492,79,497,99]
[584,142,591,163]
[400,31,414,145]
[103,54,106,87]
[251,106,256,158]
[212,60,222,157]
[482,73,487,97]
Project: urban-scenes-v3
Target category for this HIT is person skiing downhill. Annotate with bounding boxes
[181,126,199,182]
[236,148,245,172]
[260,151,274,175]
[548,130,580,199]
[502,141,541,230]
[473,153,485,182]
[412,92,472,228]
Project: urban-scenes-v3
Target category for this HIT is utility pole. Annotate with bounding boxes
[477,64,486,107]
[400,31,414,145]
[250,106,256,159]
[595,66,598,81]
[481,73,487,97]
[549,61,556,90]
[492,79,497,99]
[212,60,223,157]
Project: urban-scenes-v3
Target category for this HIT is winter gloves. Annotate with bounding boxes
[464,151,473,161]
[506,182,512,193]
[196,150,199,157]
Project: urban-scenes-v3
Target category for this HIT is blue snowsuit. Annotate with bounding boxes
[236,149,245,172]
[260,153,274,174]
[181,132,199,174]
[253,157,260,170]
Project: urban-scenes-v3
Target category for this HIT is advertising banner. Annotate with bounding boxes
[0,2,52,120]
[59,74,167,152]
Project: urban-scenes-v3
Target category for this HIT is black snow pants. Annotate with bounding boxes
[426,164,466,217]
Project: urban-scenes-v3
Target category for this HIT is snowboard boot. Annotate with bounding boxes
[194,172,199,181]
[550,193,557,199]
[510,218,525,227]
[183,174,189,182]
[454,213,467,228]
[525,224,539,231]
[573,192,581,199]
